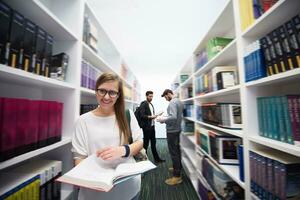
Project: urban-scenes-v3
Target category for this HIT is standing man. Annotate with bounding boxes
[157,89,183,185]
[139,91,165,163]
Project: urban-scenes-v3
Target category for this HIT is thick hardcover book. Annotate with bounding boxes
[22,19,36,72]
[0,1,11,65]
[28,100,39,152]
[285,18,300,69]
[277,25,295,71]
[238,145,244,182]
[211,66,237,91]
[266,34,281,74]
[260,37,273,76]
[291,15,300,68]
[287,95,300,146]
[56,154,156,192]
[281,96,294,144]
[8,11,25,69]
[38,100,49,148]
[271,30,288,73]
[47,102,57,145]
[42,34,53,77]
[34,27,46,75]
[0,98,17,161]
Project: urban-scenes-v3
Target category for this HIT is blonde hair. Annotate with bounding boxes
[95,72,130,144]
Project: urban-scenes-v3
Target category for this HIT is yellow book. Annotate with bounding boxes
[239,0,247,31]
[247,0,255,28]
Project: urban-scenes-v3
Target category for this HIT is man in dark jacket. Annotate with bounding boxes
[139,91,165,163]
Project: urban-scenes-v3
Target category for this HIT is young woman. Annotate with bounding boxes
[72,72,143,200]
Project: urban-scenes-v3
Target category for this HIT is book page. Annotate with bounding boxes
[114,160,156,180]
[58,155,116,189]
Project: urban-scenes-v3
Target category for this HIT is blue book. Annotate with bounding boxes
[238,145,244,182]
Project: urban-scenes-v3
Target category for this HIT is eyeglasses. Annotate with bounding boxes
[96,88,119,98]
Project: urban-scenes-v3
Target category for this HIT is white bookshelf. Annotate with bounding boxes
[0,0,141,197]
[173,0,300,199]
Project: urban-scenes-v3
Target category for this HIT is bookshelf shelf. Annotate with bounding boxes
[245,68,300,87]
[248,135,300,157]
[61,188,73,200]
[242,0,300,39]
[194,85,240,99]
[184,117,196,122]
[196,120,243,138]
[0,137,72,171]
[196,170,221,200]
[180,76,193,87]
[181,97,195,102]
[181,147,197,169]
[194,39,237,77]
[0,65,76,90]
[250,193,260,200]
[80,87,95,97]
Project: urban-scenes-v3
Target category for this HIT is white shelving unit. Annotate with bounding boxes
[0,0,141,198]
[172,0,300,199]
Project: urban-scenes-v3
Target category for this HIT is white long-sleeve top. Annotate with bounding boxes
[71,109,143,200]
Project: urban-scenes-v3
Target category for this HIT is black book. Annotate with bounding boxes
[22,19,36,72]
[50,52,69,81]
[271,29,288,72]
[292,14,300,68]
[285,17,300,69]
[0,1,12,65]
[42,34,53,77]
[266,34,281,74]
[260,37,273,76]
[8,10,25,69]
[33,27,46,74]
[277,25,296,71]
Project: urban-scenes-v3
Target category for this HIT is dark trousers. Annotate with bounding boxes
[142,126,160,161]
[167,131,182,177]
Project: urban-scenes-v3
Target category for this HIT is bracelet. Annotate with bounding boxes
[122,145,130,157]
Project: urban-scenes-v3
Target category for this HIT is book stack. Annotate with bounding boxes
[244,14,300,82]
[202,157,244,199]
[0,1,69,80]
[250,150,300,200]
[183,104,194,118]
[197,126,242,165]
[180,86,193,99]
[244,40,266,82]
[195,66,238,95]
[180,74,189,83]
[182,121,194,133]
[194,50,208,72]
[206,37,233,60]
[0,160,62,200]
[81,59,102,90]
[0,97,63,162]
[83,14,98,52]
[239,0,279,31]
[201,103,242,129]
[257,95,300,145]
[80,104,98,115]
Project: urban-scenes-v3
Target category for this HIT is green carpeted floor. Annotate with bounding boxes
[140,139,199,200]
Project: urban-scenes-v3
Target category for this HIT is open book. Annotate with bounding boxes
[56,154,156,192]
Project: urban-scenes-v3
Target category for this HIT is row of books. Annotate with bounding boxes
[180,74,189,83]
[0,1,69,81]
[194,37,233,72]
[244,14,300,82]
[80,104,98,115]
[196,126,242,165]
[0,97,63,162]
[81,59,102,90]
[197,173,216,200]
[0,160,62,200]
[182,121,194,133]
[195,66,239,95]
[250,149,300,200]
[183,104,194,118]
[83,14,98,53]
[198,152,244,199]
[180,86,193,99]
[239,0,278,31]
[201,103,242,129]
[257,95,300,146]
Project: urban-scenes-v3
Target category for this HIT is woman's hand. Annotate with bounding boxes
[96,146,125,161]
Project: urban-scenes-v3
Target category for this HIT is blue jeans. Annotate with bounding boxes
[131,192,140,200]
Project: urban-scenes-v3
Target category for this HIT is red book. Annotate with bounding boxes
[38,100,49,148]
[0,98,17,161]
[15,98,30,156]
[55,102,63,143]
[47,101,57,145]
[28,100,39,151]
